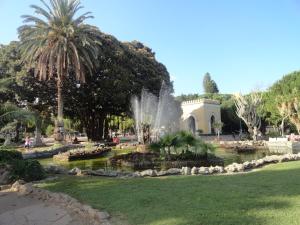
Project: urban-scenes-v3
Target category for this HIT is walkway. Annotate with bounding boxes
[0,190,88,225]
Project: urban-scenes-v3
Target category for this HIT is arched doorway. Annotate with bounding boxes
[188,116,196,134]
[210,115,215,134]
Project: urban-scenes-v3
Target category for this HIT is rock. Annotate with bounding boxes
[208,166,216,174]
[11,180,25,191]
[157,168,182,176]
[0,184,11,190]
[214,166,224,173]
[280,153,298,162]
[157,170,168,176]
[0,164,11,185]
[0,170,10,185]
[263,155,280,163]
[44,165,67,174]
[198,167,209,175]
[167,168,182,175]
[255,159,265,167]
[18,183,33,195]
[236,164,244,172]
[68,167,82,176]
[181,167,191,175]
[88,170,118,177]
[225,163,239,173]
[140,169,157,177]
[132,171,142,177]
[95,211,110,220]
[242,161,253,170]
[191,167,198,175]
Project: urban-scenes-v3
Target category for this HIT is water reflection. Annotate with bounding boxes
[39,148,270,171]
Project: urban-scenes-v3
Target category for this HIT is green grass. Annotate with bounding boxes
[39,161,300,225]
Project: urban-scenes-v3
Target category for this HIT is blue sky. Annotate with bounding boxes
[1,0,300,95]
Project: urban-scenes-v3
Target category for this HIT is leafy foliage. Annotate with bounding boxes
[0,149,45,182]
[149,131,215,159]
[261,71,300,133]
[0,150,23,162]
[18,0,101,82]
[10,159,46,182]
[203,73,219,94]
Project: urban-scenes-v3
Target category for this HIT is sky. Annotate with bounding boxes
[1,0,300,96]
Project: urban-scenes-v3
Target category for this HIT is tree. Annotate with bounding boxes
[0,103,37,145]
[212,121,223,140]
[203,73,219,94]
[18,0,102,141]
[234,92,262,140]
[261,71,300,135]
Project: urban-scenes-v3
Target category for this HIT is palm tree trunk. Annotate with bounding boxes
[57,79,63,122]
[34,118,43,146]
[55,79,64,141]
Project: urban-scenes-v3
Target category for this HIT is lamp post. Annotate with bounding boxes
[33,97,43,146]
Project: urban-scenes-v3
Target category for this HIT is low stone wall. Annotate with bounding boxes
[6,180,111,225]
[46,153,300,178]
[219,140,266,149]
[267,140,300,154]
[22,144,84,159]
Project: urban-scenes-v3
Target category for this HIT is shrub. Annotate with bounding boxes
[0,149,23,162]
[10,159,46,182]
[0,149,45,182]
[45,124,54,137]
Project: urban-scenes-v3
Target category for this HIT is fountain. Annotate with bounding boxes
[131,82,181,145]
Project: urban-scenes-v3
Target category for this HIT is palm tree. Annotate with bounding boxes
[18,0,101,141]
[0,103,37,146]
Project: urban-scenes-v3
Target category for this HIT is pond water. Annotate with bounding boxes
[38,147,270,171]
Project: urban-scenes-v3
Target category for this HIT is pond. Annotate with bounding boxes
[38,147,270,171]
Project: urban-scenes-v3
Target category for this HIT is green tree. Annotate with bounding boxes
[203,73,219,94]
[18,0,102,141]
[263,71,300,134]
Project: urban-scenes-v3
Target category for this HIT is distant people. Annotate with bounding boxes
[24,136,30,149]
[113,136,120,144]
[72,137,80,144]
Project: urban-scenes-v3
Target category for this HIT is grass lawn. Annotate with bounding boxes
[39,161,300,225]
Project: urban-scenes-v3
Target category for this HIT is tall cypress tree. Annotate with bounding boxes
[203,72,219,94]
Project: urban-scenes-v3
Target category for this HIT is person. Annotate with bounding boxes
[112,136,120,144]
[24,136,30,149]
[72,137,80,144]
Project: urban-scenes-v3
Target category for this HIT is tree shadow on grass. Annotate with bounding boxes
[41,161,300,225]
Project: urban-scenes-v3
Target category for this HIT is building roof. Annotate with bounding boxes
[181,98,220,106]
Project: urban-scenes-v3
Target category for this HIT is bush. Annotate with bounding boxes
[0,150,23,162]
[45,124,54,137]
[10,159,46,182]
[0,149,45,182]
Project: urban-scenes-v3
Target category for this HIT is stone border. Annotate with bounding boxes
[44,153,300,178]
[22,144,84,159]
[4,180,111,225]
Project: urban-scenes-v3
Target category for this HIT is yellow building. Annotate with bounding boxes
[181,99,221,134]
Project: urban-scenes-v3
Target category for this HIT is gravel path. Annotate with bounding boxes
[0,190,89,225]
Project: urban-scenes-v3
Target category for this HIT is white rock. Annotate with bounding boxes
[214,166,225,173]
[68,167,82,175]
[140,169,157,177]
[191,167,198,175]
[198,167,209,175]
[181,167,191,175]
